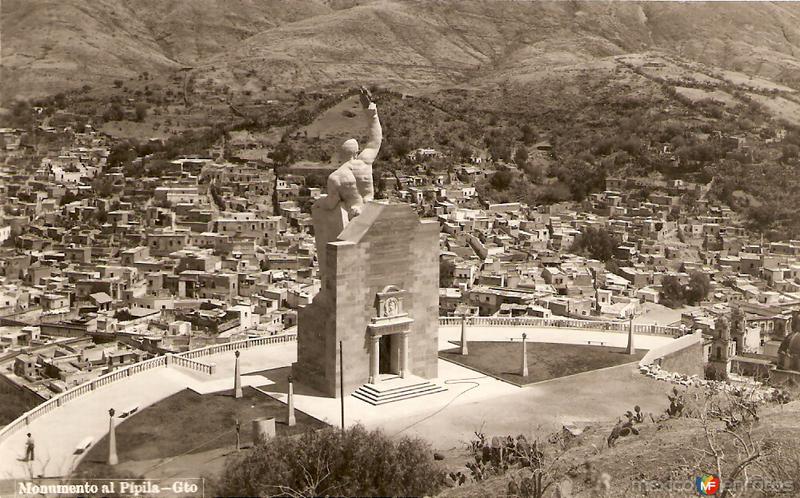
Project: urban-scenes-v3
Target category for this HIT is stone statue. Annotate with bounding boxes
[317,86,382,219]
[312,87,383,277]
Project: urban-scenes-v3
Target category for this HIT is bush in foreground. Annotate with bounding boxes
[214,424,446,497]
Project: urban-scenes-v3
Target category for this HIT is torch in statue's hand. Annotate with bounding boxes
[359,86,373,109]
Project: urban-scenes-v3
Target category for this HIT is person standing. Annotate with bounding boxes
[24,433,34,461]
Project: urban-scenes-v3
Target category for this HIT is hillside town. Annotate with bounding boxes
[7,2,800,495]
[2,103,800,406]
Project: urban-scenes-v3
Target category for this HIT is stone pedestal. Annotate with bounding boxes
[293,202,439,397]
[311,200,348,282]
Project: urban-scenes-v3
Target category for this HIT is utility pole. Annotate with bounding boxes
[235,418,241,451]
[339,340,345,431]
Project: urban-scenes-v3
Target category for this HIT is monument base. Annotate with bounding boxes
[294,201,440,398]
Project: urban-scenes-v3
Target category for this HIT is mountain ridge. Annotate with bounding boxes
[3,0,800,101]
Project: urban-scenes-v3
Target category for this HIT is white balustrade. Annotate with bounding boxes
[438,316,681,337]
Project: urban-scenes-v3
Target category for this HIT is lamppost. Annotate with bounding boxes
[287,376,296,427]
[108,408,118,466]
[459,311,469,356]
[520,333,529,377]
[233,350,243,399]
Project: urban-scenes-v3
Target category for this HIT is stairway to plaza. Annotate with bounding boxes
[351,375,447,405]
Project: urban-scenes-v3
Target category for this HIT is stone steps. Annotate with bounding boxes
[351,376,447,405]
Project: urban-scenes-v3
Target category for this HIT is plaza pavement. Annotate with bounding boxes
[257,325,675,448]
[0,325,677,481]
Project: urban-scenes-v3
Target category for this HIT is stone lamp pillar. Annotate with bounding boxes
[233,350,243,399]
[287,376,296,427]
[521,333,529,377]
[108,408,118,466]
[626,316,636,355]
[460,314,469,356]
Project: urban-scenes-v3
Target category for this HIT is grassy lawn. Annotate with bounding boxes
[440,341,646,386]
[76,386,327,471]
[0,389,39,426]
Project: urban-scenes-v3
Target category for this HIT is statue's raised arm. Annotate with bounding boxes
[356,86,382,166]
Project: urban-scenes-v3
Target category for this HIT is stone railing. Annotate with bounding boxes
[177,332,296,360]
[438,316,682,337]
[0,333,296,446]
[168,354,216,375]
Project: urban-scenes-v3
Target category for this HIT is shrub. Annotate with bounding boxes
[571,226,618,262]
[214,425,445,497]
[686,271,711,305]
[489,169,514,191]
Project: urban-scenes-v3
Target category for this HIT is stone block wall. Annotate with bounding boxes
[294,202,439,397]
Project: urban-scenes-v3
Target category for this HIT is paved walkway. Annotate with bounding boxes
[0,343,294,480]
[257,326,674,445]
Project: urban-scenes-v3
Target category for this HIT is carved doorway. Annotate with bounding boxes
[379,334,392,374]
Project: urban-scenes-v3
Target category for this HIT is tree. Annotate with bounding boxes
[134,103,148,122]
[392,137,411,159]
[489,169,513,191]
[781,144,799,162]
[686,271,711,305]
[660,276,686,308]
[488,141,511,162]
[571,226,617,262]
[520,123,537,145]
[95,206,108,224]
[9,100,33,128]
[268,141,296,166]
[514,146,529,167]
[375,174,387,199]
[304,172,328,188]
[440,258,455,287]
[538,182,572,204]
[214,425,444,497]
[92,176,116,198]
[747,204,776,231]
[60,190,80,206]
[108,142,137,168]
[695,386,776,497]
[103,103,124,122]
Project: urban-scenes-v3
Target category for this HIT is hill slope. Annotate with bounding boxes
[200,0,800,93]
[442,400,800,497]
[0,0,333,100]
[5,1,800,100]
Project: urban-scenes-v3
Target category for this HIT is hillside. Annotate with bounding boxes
[442,399,800,497]
[0,0,333,100]
[199,0,800,94]
[5,1,800,100]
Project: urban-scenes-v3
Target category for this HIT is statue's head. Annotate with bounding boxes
[338,138,359,162]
